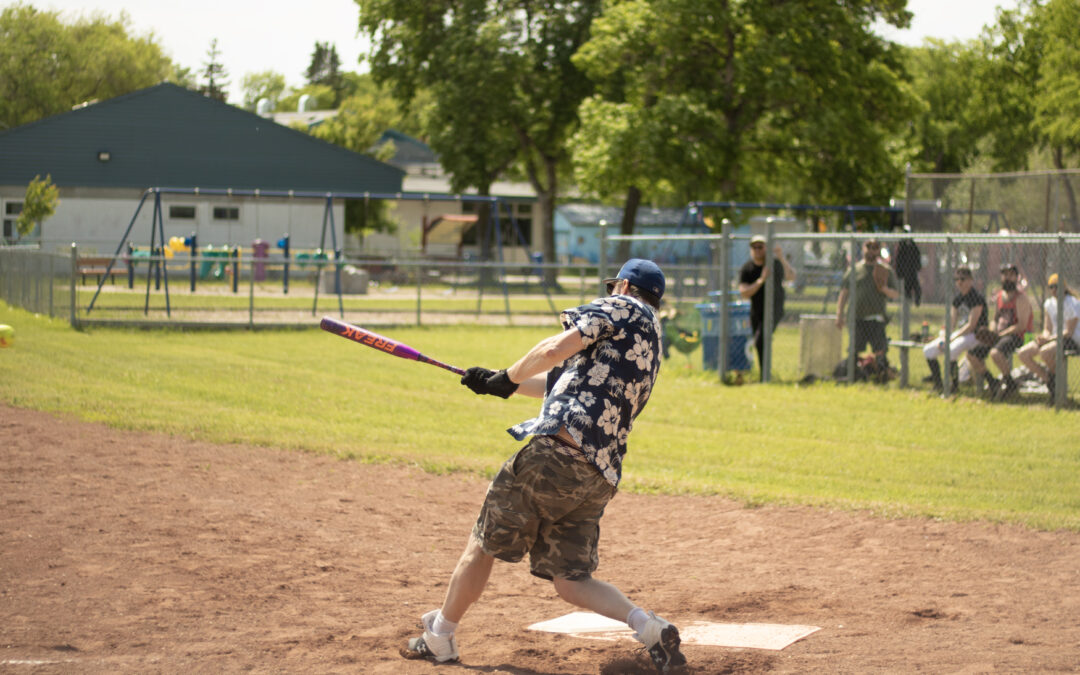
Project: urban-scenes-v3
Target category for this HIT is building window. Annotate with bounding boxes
[3,201,23,243]
[169,205,196,219]
[213,206,240,221]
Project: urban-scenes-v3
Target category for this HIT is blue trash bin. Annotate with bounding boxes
[697,293,753,371]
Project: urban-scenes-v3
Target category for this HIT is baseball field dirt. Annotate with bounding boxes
[2,403,1078,674]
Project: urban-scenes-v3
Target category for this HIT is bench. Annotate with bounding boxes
[77,257,127,285]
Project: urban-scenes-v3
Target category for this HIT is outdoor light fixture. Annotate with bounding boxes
[97,151,111,162]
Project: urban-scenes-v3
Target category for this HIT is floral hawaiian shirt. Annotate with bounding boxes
[508,294,663,487]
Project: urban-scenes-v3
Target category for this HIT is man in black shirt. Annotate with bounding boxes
[922,266,987,391]
[738,235,796,380]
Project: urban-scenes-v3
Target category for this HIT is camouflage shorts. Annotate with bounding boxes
[472,435,616,581]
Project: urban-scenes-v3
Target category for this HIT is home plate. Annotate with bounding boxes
[527,612,820,650]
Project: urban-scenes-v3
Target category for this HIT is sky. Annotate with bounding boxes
[39,0,1023,106]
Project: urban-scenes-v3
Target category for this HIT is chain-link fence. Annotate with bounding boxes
[1,245,612,329]
[5,209,1080,409]
[601,224,1080,409]
[904,169,1080,233]
[0,246,74,321]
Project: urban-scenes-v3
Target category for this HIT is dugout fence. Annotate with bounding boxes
[599,223,1080,409]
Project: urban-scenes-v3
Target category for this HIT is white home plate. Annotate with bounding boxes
[528,612,820,650]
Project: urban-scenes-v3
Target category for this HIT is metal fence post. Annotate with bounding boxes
[898,277,909,387]
[598,222,608,295]
[718,219,730,381]
[1054,234,1066,410]
[248,256,255,329]
[847,235,857,383]
[69,243,77,328]
[762,221,775,383]
[942,237,954,397]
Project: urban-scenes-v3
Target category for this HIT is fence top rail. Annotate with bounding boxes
[910,168,1080,179]
[687,200,902,213]
[146,186,512,204]
[606,232,1080,244]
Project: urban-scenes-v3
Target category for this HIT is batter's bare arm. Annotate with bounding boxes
[507,328,587,399]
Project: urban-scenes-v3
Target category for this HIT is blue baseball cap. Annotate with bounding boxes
[604,258,666,301]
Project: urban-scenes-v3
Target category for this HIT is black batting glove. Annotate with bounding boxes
[485,369,519,399]
[461,366,497,395]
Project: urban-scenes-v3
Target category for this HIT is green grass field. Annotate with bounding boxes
[2,301,1078,532]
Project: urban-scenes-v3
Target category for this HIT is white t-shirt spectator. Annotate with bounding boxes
[1044,294,1080,341]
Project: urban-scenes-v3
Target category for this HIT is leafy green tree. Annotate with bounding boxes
[198,38,229,102]
[968,1,1044,171]
[358,0,603,276]
[17,174,59,239]
[572,0,917,237]
[903,40,984,177]
[1032,0,1080,228]
[0,4,174,129]
[240,70,287,111]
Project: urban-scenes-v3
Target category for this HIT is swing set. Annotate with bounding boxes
[86,187,556,320]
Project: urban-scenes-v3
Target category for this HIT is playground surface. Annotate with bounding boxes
[2,403,1078,674]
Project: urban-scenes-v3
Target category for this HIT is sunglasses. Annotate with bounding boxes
[750,243,765,249]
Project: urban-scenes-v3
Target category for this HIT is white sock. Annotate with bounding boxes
[431,610,458,637]
[627,607,650,634]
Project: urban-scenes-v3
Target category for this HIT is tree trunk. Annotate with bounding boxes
[617,185,641,263]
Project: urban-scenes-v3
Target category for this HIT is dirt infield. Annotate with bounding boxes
[2,403,1079,674]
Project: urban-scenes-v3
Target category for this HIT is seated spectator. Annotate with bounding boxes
[1017,274,1080,401]
[923,267,987,391]
[967,263,1034,400]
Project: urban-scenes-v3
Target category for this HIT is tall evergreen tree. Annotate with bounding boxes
[199,38,229,102]
[306,41,345,106]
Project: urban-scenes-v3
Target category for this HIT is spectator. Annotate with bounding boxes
[894,226,922,306]
[1016,274,1080,401]
[967,263,1034,400]
[923,266,987,391]
[835,238,899,375]
[738,234,796,379]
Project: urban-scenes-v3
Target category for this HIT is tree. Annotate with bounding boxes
[240,70,286,111]
[572,0,917,238]
[306,42,346,107]
[1032,0,1080,228]
[17,175,59,239]
[198,38,229,102]
[0,4,175,129]
[902,40,986,193]
[968,0,1078,229]
[358,0,603,279]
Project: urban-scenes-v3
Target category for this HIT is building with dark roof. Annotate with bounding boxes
[0,83,404,250]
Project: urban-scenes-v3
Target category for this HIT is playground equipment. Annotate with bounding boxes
[88,187,552,320]
[0,324,13,348]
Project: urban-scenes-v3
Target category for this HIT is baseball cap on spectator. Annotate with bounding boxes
[1048,273,1059,286]
[750,235,767,246]
[604,258,666,302]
